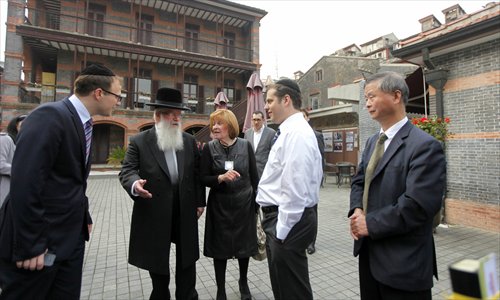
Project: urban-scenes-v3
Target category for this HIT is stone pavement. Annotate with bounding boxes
[82,173,500,299]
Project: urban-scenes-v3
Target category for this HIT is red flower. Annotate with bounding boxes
[444,117,450,123]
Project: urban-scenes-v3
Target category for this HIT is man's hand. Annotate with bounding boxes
[134,179,152,198]
[16,250,46,271]
[349,208,369,240]
[88,223,93,234]
[196,207,205,219]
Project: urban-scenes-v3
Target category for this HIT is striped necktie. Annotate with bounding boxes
[84,119,93,163]
[271,128,281,145]
[362,133,388,212]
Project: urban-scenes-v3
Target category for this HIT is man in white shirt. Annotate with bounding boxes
[256,79,323,300]
[244,111,276,178]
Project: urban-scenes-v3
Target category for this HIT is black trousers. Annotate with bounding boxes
[149,186,197,300]
[261,206,317,300]
[359,241,431,300]
[148,246,197,300]
[0,233,85,300]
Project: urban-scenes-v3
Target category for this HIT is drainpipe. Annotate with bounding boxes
[422,48,448,117]
[424,68,448,118]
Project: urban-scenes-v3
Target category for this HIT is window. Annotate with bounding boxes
[223,32,235,59]
[134,69,152,109]
[223,79,235,101]
[136,13,153,45]
[311,96,319,110]
[87,3,105,37]
[185,24,199,53]
[184,75,198,100]
[316,70,323,82]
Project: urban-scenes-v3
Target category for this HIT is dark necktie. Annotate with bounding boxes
[271,128,281,145]
[362,133,388,212]
[84,119,93,163]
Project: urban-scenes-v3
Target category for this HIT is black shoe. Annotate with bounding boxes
[307,245,316,254]
[238,279,252,300]
[216,289,227,300]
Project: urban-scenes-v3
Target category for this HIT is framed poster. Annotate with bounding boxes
[334,131,343,142]
[334,142,343,152]
[323,131,333,152]
[346,131,354,143]
[346,143,354,151]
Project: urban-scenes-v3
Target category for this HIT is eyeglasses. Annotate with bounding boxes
[101,88,123,102]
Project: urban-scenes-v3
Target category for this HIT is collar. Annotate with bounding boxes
[381,117,408,139]
[69,94,92,124]
[278,112,304,134]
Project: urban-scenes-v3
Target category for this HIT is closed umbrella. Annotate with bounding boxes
[243,72,265,132]
[214,91,229,110]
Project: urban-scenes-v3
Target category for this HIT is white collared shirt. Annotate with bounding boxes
[381,117,408,151]
[68,94,91,126]
[256,112,323,240]
[253,126,263,152]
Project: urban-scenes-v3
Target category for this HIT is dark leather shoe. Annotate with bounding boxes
[307,245,316,254]
[238,279,252,300]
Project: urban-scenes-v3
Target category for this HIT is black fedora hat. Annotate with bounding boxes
[146,88,190,111]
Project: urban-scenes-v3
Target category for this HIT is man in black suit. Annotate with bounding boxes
[119,88,206,300]
[244,111,276,178]
[0,64,121,299]
[349,72,446,300]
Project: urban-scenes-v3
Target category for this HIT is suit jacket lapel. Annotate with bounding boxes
[247,129,255,150]
[373,121,412,178]
[63,98,88,174]
[146,128,171,180]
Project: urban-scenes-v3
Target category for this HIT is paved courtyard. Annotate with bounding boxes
[81,174,500,299]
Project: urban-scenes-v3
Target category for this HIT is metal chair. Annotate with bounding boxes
[336,162,355,188]
[323,162,339,186]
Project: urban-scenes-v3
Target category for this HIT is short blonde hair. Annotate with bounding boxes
[210,110,239,139]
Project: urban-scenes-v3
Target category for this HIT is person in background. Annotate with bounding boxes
[0,115,27,207]
[349,71,446,300]
[244,110,276,178]
[301,108,325,255]
[200,109,259,300]
[0,64,121,299]
[6,114,27,145]
[256,79,322,300]
[119,87,205,300]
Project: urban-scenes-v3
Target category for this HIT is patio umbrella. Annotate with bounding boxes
[214,91,228,110]
[243,72,265,132]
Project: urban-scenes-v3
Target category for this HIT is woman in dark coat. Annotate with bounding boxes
[200,109,259,300]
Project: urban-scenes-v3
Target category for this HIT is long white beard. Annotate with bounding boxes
[155,120,184,151]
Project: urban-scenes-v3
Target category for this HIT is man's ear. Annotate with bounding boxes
[393,90,402,104]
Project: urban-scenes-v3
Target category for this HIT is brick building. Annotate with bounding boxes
[1,0,266,163]
[389,3,499,231]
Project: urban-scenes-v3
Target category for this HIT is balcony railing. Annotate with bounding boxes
[23,6,253,62]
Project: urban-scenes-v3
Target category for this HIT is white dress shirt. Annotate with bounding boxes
[381,117,408,151]
[256,112,323,240]
[253,127,263,152]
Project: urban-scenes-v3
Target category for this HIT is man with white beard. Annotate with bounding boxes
[119,87,206,300]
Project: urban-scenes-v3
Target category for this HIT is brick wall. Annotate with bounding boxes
[432,39,500,231]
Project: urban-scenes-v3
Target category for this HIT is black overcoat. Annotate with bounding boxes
[119,128,205,273]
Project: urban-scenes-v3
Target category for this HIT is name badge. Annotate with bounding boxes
[225,161,234,170]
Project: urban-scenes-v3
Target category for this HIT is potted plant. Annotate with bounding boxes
[107,146,127,167]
